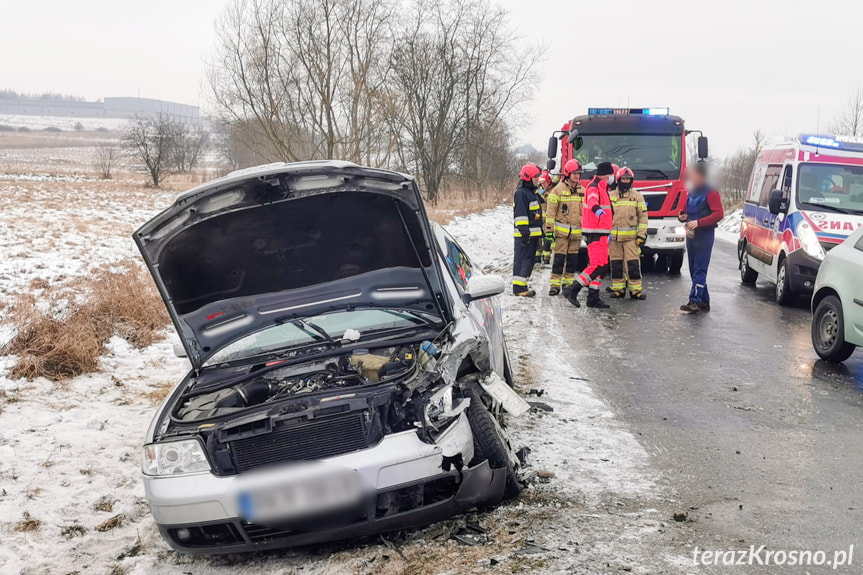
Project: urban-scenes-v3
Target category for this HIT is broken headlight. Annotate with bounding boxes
[142,439,211,476]
[424,385,453,425]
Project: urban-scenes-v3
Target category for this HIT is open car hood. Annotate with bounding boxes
[134,161,450,369]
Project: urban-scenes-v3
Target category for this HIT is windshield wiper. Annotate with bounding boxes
[799,202,852,214]
[636,169,670,180]
[292,319,335,344]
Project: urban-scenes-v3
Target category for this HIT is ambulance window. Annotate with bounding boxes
[758,165,782,206]
[746,165,766,203]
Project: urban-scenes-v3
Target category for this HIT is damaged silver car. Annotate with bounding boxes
[133,161,528,554]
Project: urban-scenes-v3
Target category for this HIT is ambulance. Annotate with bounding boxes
[738,134,863,305]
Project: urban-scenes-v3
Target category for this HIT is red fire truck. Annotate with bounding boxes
[546,107,708,273]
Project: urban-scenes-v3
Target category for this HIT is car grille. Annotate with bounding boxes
[230,412,372,472]
[642,194,667,213]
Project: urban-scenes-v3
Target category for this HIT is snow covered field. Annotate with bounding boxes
[0,148,693,574]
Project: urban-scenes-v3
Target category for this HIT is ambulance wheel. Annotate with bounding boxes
[775,257,794,306]
[464,383,522,499]
[668,251,684,275]
[812,295,856,363]
[740,251,758,285]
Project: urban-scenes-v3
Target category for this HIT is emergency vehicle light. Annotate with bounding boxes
[802,135,841,148]
[799,133,863,153]
[588,107,670,116]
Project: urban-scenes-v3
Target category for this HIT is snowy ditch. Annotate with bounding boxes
[0,194,689,574]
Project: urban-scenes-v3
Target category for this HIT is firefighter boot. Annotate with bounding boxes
[630,291,647,300]
[566,283,583,308]
[586,288,610,309]
[548,286,560,296]
[610,290,626,299]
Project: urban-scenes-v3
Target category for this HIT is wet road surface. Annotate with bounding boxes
[554,238,863,570]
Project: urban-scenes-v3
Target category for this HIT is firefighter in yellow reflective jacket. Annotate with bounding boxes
[544,159,584,296]
[609,166,649,299]
[535,171,555,265]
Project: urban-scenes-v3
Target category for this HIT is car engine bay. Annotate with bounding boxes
[174,345,418,422]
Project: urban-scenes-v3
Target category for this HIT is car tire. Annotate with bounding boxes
[740,250,758,285]
[463,383,521,499]
[775,257,794,306]
[812,295,857,362]
[668,251,684,275]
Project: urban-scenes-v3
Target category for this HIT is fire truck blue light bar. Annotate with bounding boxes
[588,108,670,116]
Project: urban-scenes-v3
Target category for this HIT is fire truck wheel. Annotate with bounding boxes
[668,251,684,275]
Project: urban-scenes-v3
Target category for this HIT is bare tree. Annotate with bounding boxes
[829,86,863,136]
[93,142,118,179]
[389,0,541,202]
[718,130,765,202]
[124,115,175,187]
[171,123,210,173]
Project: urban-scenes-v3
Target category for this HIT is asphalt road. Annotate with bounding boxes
[556,238,863,572]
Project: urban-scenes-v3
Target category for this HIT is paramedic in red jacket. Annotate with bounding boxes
[568,161,615,308]
[678,161,724,313]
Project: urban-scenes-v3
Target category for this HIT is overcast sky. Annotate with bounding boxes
[4,0,862,157]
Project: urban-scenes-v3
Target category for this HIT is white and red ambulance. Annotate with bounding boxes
[738,134,863,305]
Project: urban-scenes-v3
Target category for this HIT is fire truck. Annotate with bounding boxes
[546,107,708,273]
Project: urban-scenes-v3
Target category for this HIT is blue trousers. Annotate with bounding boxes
[686,228,715,304]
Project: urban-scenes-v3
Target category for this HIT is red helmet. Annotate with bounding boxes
[562,159,582,177]
[616,166,634,180]
[539,170,552,185]
[611,164,620,177]
[520,164,542,181]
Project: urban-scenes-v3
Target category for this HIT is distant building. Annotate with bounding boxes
[0,96,199,122]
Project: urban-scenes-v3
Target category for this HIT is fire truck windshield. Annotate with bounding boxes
[574,134,682,180]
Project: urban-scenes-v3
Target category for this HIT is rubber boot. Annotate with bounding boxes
[586,288,610,309]
[567,283,583,308]
[562,286,573,299]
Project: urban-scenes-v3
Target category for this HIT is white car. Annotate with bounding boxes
[811,225,863,362]
[133,161,527,554]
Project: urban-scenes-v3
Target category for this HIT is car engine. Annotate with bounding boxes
[174,346,417,422]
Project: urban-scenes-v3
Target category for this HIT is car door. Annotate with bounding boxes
[846,232,863,343]
[436,227,507,377]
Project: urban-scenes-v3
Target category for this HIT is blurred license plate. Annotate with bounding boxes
[237,465,366,523]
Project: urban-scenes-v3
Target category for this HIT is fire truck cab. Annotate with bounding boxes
[738,134,863,305]
[547,107,708,273]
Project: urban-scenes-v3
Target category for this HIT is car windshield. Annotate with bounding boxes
[574,134,682,180]
[205,309,432,366]
[797,163,863,215]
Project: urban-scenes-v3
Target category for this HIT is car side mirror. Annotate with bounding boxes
[172,340,188,358]
[464,275,505,302]
[697,136,709,159]
[546,159,556,171]
[768,189,786,215]
[547,136,558,160]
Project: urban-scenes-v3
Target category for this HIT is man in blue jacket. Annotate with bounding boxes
[512,164,543,297]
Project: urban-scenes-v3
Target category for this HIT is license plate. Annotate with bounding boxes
[236,463,367,524]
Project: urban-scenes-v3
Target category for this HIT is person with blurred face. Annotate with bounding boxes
[678,162,724,312]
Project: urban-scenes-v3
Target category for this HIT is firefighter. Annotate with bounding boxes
[609,166,648,299]
[545,159,584,296]
[535,171,554,265]
[568,161,614,308]
[512,164,544,297]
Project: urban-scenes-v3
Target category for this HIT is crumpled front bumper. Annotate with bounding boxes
[144,412,505,554]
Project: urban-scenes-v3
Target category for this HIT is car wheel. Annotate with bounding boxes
[740,250,758,285]
[775,257,793,306]
[812,295,856,362]
[667,251,684,275]
[463,383,521,499]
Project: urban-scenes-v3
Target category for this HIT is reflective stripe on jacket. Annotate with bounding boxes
[513,182,544,238]
[582,177,613,234]
[610,188,648,241]
[545,180,584,239]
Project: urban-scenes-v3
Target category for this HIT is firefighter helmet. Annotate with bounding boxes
[562,159,582,177]
[520,164,542,181]
[616,166,634,180]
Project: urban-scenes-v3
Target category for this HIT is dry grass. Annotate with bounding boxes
[13,512,41,532]
[425,188,507,225]
[2,262,169,381]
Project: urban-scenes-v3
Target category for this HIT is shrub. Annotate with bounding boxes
[3,262,169,381]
